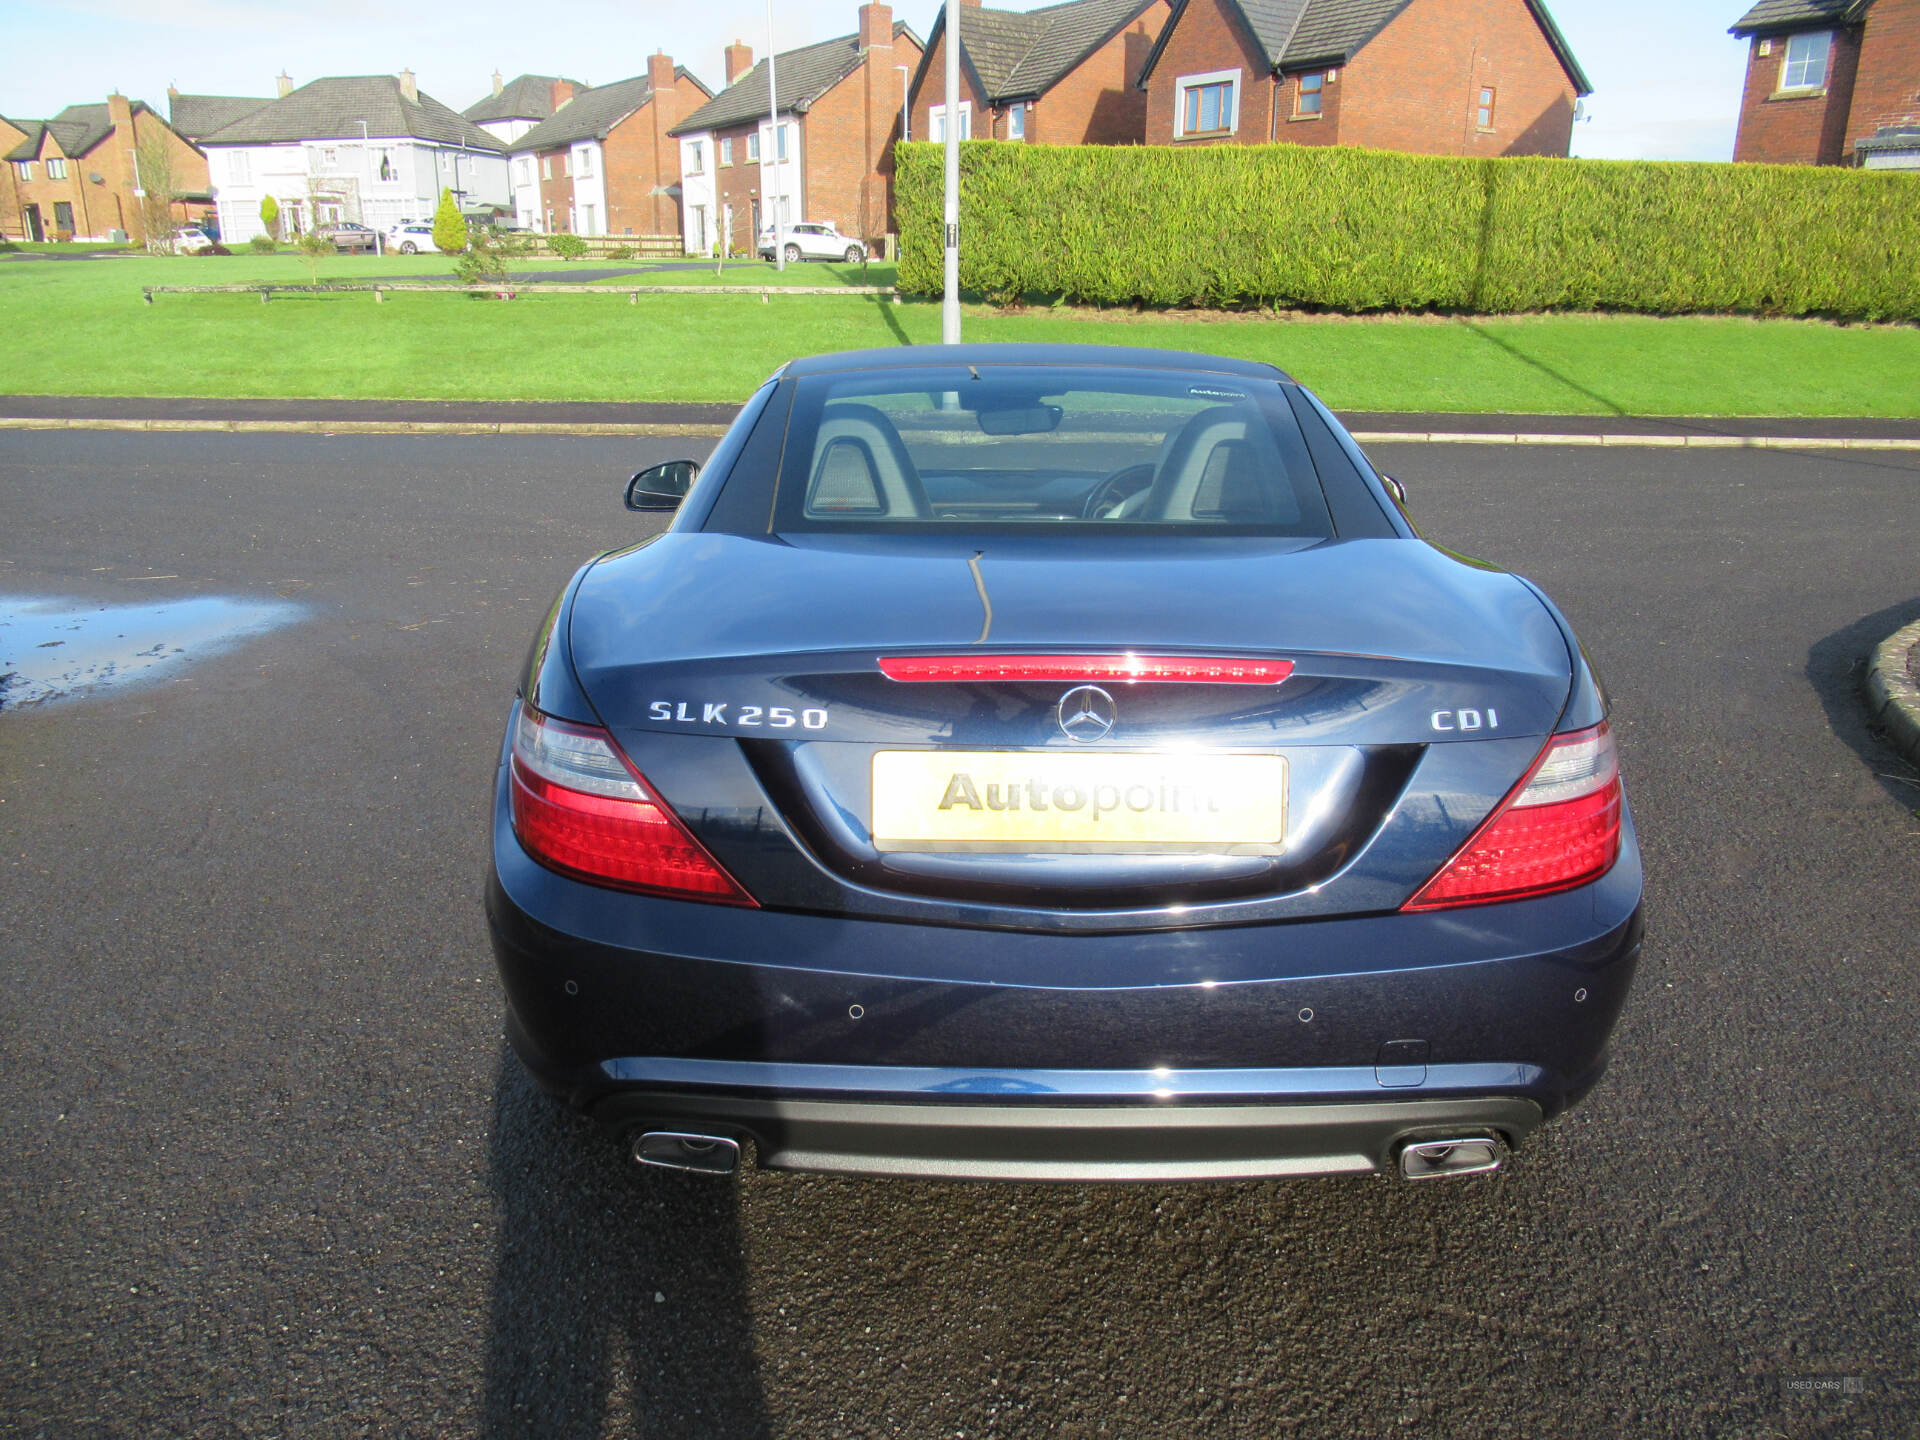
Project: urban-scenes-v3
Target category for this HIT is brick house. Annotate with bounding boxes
[462,73,588,147]
[672,5,925,257]
[1136,0,1590,156]
[1730,0,1920,166]
[0,117,29,240]
[908,0,1171,146]
[507,56,711,236]
[200,72,510,242]
[2,95,212,243]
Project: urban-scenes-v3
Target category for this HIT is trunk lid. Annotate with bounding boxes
[568,533,1571,924]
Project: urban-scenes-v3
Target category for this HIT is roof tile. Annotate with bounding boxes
[200,76,505,150]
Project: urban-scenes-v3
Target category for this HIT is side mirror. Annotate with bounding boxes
[1381,474,1408,508]
[625,459,699,512]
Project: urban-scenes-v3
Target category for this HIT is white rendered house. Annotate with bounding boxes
[201,71,508,241]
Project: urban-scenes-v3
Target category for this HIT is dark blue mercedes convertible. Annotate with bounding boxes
[485,345,1643,1184]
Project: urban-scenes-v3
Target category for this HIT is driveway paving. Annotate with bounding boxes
[1,430,1915,1439]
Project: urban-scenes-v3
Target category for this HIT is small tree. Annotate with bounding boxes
[134,126,180,252]
[452,225,513,292]
[431,189,469,255]
[259,193,280,241]
[295,228,333,283]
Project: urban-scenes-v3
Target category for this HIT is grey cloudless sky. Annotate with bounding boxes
[1,0,1746,161]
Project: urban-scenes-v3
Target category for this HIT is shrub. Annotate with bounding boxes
[453,226,513,289]
[549,232,588,260]
[609,244,636,260]
[192,242,233,257]
[247,234,278,254]
[259,194,279,241]
[893,141,1920,320]
[432,189,469,255]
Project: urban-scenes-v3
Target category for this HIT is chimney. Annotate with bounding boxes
[859,3,893,52]
[648,50,676,92]
[550,78,577,110]
[108,91,136,140]
[725,41,754,86]
[168,83,179,100]
[398,68,418,104]
[276,71,293,98]
[491,70,504,97]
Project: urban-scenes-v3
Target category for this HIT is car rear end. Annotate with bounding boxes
[486,348,1643,1183]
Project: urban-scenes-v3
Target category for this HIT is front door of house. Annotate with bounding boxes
[23,205,43,242]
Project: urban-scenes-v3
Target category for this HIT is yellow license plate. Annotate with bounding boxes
[870,751,1287,854]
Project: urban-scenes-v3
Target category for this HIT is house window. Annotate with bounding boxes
[1296,73,1324,116]
[776,123,789,161]
[688,141,704,175]
[581,204,595,235]
[747,131,760,161]
[720,137,733,166]
[15,161,35,181]
[575,147,593,178]
[1175,70,1239,137]
[542,156,552,179]
[1476,86,1496,129]
[1007,103,1028,140]
[321,147,337,168]
[46,157,68,180]
[228,151,249,183]
[929,102,972,141]
[1780,31,1831,90]
[516,157,531,185]
[377,151,393,181]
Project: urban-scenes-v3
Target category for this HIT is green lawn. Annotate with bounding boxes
[4,251,1918,415]
[0,240,130,254]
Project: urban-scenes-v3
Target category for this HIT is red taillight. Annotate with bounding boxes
[508,705,754,905]
[1403,721,1622,911]
[878,654,1294,685]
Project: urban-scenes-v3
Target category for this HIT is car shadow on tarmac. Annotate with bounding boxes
[481,1048,771,1439]
[1807,595,1920,812]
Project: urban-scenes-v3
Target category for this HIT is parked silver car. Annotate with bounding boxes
[758,221,866,264]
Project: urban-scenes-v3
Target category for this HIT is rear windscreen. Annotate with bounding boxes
[766,366,1336,537]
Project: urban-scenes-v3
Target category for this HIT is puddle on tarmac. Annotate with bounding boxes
[0,594,303,708]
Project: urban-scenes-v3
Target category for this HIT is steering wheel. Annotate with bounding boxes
[1080,463,1157,520]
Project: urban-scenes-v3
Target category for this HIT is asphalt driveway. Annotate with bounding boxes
[1,430,1915,1438]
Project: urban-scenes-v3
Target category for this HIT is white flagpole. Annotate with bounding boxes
[768,0,784,272]
[941,0,961,344]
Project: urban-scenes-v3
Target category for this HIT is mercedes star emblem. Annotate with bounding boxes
[1057,685,1117,742]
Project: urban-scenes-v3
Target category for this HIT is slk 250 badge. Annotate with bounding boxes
[648,701,829,729]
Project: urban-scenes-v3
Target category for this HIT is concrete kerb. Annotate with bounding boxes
[1865,620,1920,772]
[0,417,730,438]
[4,416,1919,447]
[1346,431,1920,451]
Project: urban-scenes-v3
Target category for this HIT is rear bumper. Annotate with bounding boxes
[488,707,1644,1179]
[489,836,1641,1181]
[506,1003,1577,1181]
[584,1057,1545,1181]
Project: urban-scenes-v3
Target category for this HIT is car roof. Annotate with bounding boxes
[779,344,1293,383]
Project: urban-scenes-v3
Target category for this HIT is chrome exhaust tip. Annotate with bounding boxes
[632,1131,741,1175]
[1398,1135,1505,1181]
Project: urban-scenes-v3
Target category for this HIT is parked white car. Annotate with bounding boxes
[170,227,215,254]
[758,221,866,265]
[387,222,442,255]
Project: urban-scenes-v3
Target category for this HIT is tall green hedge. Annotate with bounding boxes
[894,141,1920,320]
